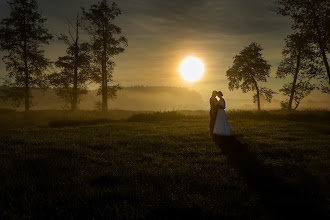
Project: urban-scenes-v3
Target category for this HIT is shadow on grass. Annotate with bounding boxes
[214,135,328,219]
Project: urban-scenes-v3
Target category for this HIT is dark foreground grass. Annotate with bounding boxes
[0,110,329,219]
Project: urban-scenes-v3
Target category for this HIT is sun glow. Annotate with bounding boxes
[179,56,204,82]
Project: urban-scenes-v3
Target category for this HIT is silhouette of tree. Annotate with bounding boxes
[48,14,91,110]
[280,81,315,110]
[274,0,330,86]
[0,0,52,112]
[276,33,321,110]
[226,42,275,111]
[82,0,127,111]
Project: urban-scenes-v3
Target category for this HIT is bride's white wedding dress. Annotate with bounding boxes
[213,99,232,136]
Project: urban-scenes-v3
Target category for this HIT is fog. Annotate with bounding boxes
[0,86,329,111]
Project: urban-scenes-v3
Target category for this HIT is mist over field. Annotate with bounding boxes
[1,86,329,111]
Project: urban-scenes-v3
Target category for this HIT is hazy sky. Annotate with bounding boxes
[0,0,329,109]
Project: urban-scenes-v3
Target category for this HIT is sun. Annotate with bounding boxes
[179,56,204,82]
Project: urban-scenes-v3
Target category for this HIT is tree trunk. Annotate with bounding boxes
[101,30,108,111]
[72,16,79,111]
[289,49,301,110]
[72,52,78,111]
[254,81,260,111]
[310,3,330,84]
[24,48,29,112]
[23,21,29,112]
[315,28,330,85]
[317,36,330,85]
[101,55,107,111]
[256,88,260,111]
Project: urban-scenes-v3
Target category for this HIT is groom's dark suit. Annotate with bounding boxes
[209,96,218,136]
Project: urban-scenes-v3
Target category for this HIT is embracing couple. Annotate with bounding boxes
[209,90,232,137]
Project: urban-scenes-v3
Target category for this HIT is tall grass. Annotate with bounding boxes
[126,111,186,122]
[226,109,330,122]
[0,109,136,128]
[0,109,329,218]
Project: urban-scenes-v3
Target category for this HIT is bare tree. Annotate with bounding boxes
[48,14,91,110]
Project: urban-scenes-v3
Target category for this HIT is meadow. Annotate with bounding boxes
[0,109,329,219]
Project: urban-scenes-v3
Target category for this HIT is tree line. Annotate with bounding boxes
[226,0,329,111]
[0,0,127,112]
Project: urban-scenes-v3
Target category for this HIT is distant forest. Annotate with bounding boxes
[0,86,205,111]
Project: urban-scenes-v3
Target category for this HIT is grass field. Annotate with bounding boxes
[0,110,329,219]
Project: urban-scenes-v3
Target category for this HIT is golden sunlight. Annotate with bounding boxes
[179,56,204,82]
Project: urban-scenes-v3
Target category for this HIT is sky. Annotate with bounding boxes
[0,0,329,109]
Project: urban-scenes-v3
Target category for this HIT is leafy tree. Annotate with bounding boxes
[0,0,52,111]
[280,81,315,110]
[274,0,330,86]
[276,33,321,110]
[226,42,275,110]
[82,0,127,111]
[48,14,91,110]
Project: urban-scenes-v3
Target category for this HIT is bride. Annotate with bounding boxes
[213,91,232,136]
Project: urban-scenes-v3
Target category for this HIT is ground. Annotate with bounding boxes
[0,110,329,219]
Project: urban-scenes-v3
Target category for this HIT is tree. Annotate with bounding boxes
[48,14,91,110]
[274,0,330,86]
[0,0,52,111]
[280,81,315,110]
[82,0,127,111]
[226,42,275,110]
[276,33,321,110]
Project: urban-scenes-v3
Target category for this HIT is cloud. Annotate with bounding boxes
[117,0,291,37]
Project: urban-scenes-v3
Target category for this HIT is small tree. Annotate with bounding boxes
[0,0,52,111]
[280,81,315,110]
[274,0,330,85]
[82,0,127,111]
[276,33,321,110]
[48,14,91,110]
[226,42,275,110]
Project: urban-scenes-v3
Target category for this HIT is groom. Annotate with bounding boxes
[209,90,218,136]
